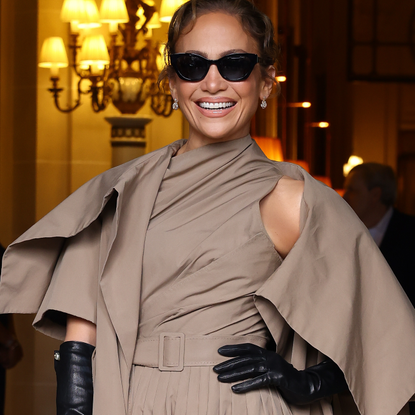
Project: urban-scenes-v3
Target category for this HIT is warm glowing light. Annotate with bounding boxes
[309,121,330,128]
[159,0,187,22]
[39,37,69,76]
[135,6,146,30]
[276,75,286,82]
[287,102,312,108]
[61,0,101,29]
[79,35,110,67]
[100,0,128,33]
[343,155,364,177]
[147,11,162,29]
[61,0,85,22]
[78,0,101,28]
[156,44,166,71]
[253,137,284,162]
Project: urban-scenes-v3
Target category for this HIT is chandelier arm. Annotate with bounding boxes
[89,80,112,113]
[68,34,83,78]
[48,77,82,113]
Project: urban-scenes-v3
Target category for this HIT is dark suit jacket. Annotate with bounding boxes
[380,209,415,307]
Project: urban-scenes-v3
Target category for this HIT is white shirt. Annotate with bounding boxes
[368,207,393,247]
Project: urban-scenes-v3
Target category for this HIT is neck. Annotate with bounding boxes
[177,132,251,156]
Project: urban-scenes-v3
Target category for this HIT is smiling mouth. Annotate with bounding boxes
[198,102,236,110]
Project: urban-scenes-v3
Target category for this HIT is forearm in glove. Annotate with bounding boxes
[213,343,348,405]
[54,341,95,415]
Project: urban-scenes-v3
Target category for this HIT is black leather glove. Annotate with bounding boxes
[54,341,95,415]
[213,343,347,405]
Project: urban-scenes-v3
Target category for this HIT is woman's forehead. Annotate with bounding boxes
[174,12,258,56]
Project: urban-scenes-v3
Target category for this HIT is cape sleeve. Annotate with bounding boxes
[255,163,415,415]
[32,219,101,340]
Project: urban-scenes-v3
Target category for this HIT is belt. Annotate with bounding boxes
[133,333,268,372]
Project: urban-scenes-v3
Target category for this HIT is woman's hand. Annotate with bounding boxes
[213,343,347,405]
[54,315,96,415]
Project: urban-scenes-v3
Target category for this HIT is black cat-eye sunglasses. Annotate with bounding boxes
[170,53,260,82]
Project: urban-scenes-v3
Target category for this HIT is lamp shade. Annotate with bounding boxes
[79,35,110,65]
[159,0,186,22]
[100,0,128,23]
[61,0,86,21]
[39,37,69,68]
[61,0,101,28]
[78,0,101,28]
[147,11,162,29]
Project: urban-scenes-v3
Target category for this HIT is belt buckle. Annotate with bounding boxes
[158,332,185,372]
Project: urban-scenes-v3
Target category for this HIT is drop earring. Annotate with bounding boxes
[260,98,267,109]
[172,99,179,110]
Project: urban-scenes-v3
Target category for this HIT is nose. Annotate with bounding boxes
[200,64,227,93]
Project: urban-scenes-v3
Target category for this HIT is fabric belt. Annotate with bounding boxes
[133,333,268,372]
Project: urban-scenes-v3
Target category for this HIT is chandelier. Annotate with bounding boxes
[39,0,185,116]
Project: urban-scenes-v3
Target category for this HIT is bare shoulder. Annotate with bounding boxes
[260,176,304,258]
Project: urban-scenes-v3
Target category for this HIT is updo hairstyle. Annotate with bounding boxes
[158,0,279,85]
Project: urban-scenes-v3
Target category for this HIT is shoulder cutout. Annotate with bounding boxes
[259,176,304,258]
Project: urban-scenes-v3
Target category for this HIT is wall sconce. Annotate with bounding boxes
[343,155,363,177]
[39,0,184,116]
[287,102,311,108]
[276,75,286,83]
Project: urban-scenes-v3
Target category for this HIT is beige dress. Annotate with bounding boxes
[130,142,290,415]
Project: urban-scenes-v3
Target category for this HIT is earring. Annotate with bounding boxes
[260,98,267,109]
[172,99,179,110]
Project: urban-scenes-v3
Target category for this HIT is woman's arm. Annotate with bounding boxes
[55,315,96,415]
[260,176,304,258]
[65,315,96,346]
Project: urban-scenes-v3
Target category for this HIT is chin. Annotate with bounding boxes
[197,126,249,143]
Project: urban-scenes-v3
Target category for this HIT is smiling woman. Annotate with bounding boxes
[1,1,415,415]
[166,12,274,151]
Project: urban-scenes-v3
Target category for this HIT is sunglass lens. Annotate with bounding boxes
[219,55,257,81]
[173,54,207,81]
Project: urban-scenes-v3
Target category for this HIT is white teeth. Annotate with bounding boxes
[199,102,235,109]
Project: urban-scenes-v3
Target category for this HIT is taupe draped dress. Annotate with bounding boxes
[131,137,289,414]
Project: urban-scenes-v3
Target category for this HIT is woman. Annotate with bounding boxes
[1,1,415,414]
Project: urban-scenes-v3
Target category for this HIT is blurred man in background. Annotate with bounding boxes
[344,162,415,415]
[343,162,415,307]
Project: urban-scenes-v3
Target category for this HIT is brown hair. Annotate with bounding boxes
[158,0,279,86]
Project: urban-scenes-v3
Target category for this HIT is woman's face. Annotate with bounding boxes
[169,12,275,149]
